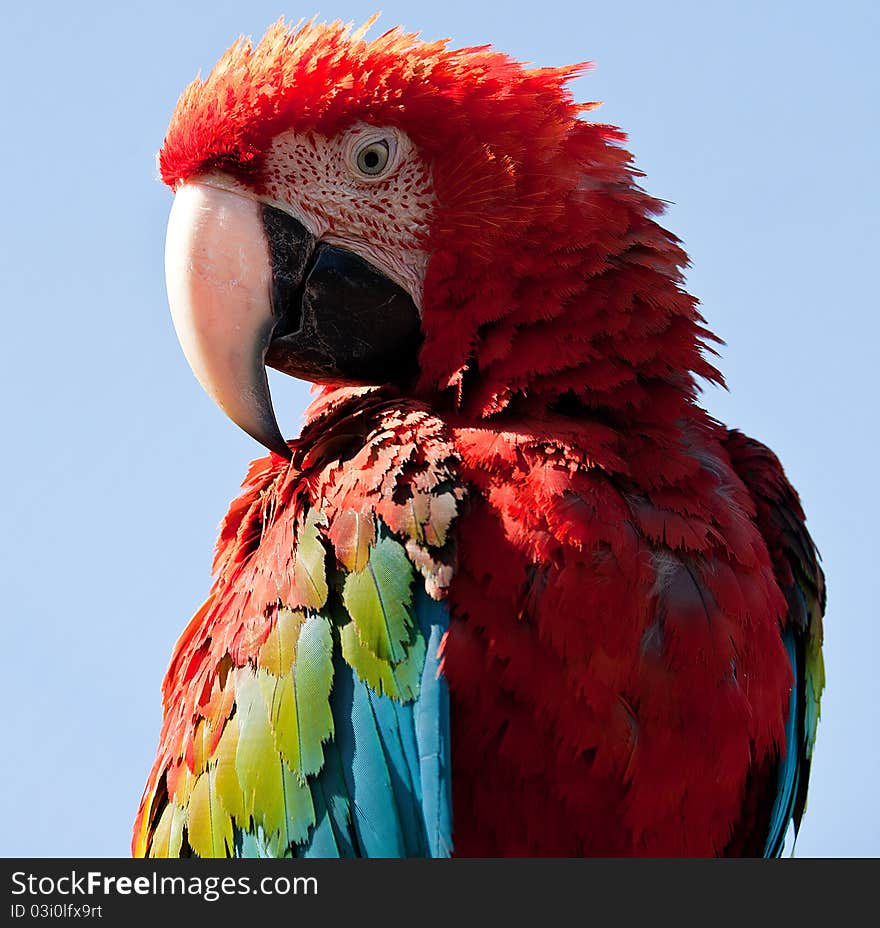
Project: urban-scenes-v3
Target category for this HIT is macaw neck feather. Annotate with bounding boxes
[414,117,722,429]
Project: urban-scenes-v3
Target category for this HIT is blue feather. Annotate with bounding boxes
[327,654,409,856]
[763,625,801,858]
[414,588,453,857]
[292,587,453,857]
[298,741,357,858]
[366,693,429,855]
[235,827,273,858]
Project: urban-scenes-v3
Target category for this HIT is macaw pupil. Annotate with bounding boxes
[357,141,389,174]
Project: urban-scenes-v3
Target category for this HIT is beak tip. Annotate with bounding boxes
[270,443,294,462]
[245,421,293,461]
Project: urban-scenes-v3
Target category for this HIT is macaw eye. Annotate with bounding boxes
[355,139,391,176]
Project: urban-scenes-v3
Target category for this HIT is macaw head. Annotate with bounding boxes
[163,18,718,456]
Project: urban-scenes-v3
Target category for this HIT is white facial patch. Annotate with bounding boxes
[259,124,435,308]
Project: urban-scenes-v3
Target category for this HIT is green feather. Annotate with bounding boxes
[342,534,415,662]
[291,614,335,777]
[234,668,317,848]
[805,628,825,758]
[340,621,425,701]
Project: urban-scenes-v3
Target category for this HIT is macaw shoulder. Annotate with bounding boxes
[166,389,464,731]
[447,415,792,713]
[442,417,797,855]
[450,415,779,572]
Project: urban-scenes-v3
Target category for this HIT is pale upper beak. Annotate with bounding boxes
[165,181,292,457]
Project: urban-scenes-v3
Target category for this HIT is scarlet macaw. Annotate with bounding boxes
[133,18,825,857]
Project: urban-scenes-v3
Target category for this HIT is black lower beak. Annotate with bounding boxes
[261,204,423,387]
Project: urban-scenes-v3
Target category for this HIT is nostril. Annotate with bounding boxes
[261,203,314,335]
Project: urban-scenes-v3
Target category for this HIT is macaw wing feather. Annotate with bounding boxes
[294,584,451,858]
[137,514,453,859]
[724,430,825,857]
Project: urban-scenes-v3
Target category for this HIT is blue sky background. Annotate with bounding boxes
[1,0,876,857]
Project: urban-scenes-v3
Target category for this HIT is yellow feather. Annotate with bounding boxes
[258,607,305,675]
[213,715,246,823]
[234,669,285,834]
[148,803,174,858]
[187,769,234,858]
